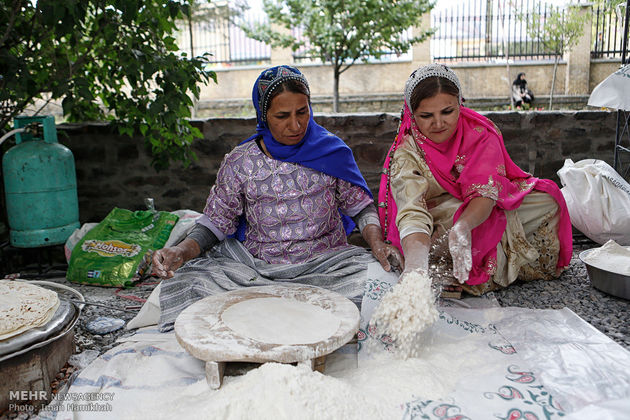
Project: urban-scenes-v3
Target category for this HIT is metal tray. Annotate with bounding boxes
[0,280,83,362]
[0,300,77,358]
[579,249,630,300]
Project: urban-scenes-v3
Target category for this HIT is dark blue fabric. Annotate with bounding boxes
[231,66,373,241]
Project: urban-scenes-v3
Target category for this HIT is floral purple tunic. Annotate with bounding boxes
[197,141,373,264]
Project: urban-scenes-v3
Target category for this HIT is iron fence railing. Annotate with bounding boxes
[431,0,561,63]
[176,1,626,66]
[176,11,271,66]
[592,2,628,59]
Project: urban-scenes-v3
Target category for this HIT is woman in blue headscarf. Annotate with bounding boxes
[153,65,401,331]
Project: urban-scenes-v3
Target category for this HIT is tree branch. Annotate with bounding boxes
[0,0,25,47]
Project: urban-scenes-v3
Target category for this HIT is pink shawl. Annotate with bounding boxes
[378,105,572,285]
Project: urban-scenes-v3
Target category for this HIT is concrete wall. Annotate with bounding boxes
[199,59,621,116]
[49,110,618,224]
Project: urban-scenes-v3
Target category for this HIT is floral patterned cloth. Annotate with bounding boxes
[54,264,630,419]
[197,141,373,264]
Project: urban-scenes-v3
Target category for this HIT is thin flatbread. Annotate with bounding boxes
[221,297,341,345]
[0,280,60,341]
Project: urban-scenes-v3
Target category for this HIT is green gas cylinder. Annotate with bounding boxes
[2,116,80,248]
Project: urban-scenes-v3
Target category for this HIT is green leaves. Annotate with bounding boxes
[517,4,588,55]
[241,0,433,111]
[1,0,216,169]
[515,3,589,109]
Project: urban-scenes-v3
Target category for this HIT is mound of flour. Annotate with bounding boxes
[582,239,630,276]
[369,269,439,358]
[132,340,475,420]
[136,363,393,420]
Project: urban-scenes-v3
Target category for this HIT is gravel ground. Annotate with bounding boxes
[493,237,630,350]
[1,236,629,419]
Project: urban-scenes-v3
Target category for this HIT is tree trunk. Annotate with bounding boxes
[333,67,340,113]
[188,15,197,118]
[550,56,559,110]
[496,0,512,108]
[485,0,493,56]
[188,16,194,57]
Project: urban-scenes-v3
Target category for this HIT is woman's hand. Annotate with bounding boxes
[152,246,186,279]
[448,197,495,283]
[361,224,404,272]
[152,238,201,279]
[371,240,404,272]
[448,220,472,283]
[401,232,430,276]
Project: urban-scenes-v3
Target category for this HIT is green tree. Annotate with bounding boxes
[243,0,434,112]
[0,0,216,169]
[518,4,588,110]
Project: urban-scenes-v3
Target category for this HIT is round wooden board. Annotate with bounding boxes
[174,284,359,364]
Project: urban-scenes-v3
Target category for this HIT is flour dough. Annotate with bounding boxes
[221,297,341,345]
[582,240,630,276]
[0,280,60,341]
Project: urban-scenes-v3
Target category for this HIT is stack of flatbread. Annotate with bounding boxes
[0,280,59,341]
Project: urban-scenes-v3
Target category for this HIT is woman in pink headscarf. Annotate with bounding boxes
[378,63,572,296]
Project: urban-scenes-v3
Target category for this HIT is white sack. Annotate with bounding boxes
[557,159,630,245]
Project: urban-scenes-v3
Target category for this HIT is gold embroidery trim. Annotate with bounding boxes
[466,175,501,201]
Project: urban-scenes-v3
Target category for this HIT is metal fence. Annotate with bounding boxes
[176,10,270,66]
[432,0,627,63]
[431,0,565,62]
[592,2,628,59]
[177,1,627,66]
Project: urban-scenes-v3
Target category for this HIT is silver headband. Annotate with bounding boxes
[404,63,462,108]
[257,66,310,123]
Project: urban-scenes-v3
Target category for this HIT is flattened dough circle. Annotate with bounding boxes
[0,280,60,340]
[221,297,341,345]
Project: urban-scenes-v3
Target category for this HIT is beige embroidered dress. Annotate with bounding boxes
[390,134,562,295]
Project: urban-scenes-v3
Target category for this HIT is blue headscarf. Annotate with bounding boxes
[233,65,372,240]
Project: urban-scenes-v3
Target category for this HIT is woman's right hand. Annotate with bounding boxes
[152,246,186,279]
[400,232,431,276]
[152,238,202,279]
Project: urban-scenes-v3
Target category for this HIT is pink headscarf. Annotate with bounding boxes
[378,104,573,285]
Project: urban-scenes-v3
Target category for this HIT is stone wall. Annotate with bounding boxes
[54,111,617,224]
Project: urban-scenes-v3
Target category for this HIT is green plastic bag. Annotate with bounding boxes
[67,208,179,287]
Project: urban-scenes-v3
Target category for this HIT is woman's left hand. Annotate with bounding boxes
[448,220,472,283]
[448,197,495,283]
[371,240,405,272]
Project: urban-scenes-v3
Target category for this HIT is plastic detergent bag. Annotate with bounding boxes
[557,158,630,245]
[67,208,179,287]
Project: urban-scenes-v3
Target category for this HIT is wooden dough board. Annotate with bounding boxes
[174,285,359,389]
